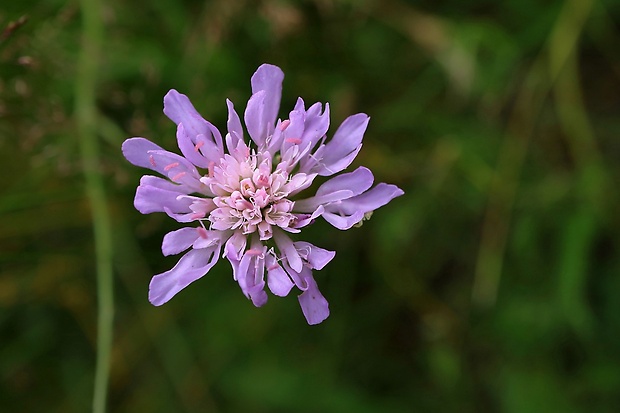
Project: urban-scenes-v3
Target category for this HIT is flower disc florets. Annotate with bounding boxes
[122,64,403,325]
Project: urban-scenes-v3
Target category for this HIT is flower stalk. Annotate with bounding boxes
[76,0,114,411]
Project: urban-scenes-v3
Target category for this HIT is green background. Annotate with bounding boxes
[2,0,620,411]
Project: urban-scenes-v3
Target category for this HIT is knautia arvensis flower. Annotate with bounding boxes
[122,64,403,324]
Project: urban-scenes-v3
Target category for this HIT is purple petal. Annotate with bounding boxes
[294,241,335,270]
[122,138,163,168]
[163,90,207,139]
[224,230,247,265]
[244,90,268,147]
[161,227,200,256]
[134,177,193,215]
[266,254,294,296]
[226,99,244,152]
[149,246,221,306]
[300,102,330,149]
[176,123,223,168]
[316,113,369,176]
[322,210,365,230]
[298,275,329,325]
[336,183,404,216]
[251,63,284,135]
[292,205,324,229]
[293,190,354,213]
[316,166,374,197]
[122,138,203,191]
[273,229,303,273]
[280,108,305,153]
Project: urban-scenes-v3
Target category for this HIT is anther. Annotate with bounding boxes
[279,119,291,131]
[194,141,204,152]
[149,155,157,167]
[245,249,264,257]
[172,172,186,181]
[285,137,302,144]
[164,162,180,171]
[267,264,280,271]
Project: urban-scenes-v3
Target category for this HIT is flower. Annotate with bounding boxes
[122,64,403,325]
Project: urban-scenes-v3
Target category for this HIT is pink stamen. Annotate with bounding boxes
[194,141,204,152]
[245,249,263,257]
[267,264,280,271]
[190,212,206,220]
[149,155,156,167]
[172,172,186,181]
[285,137,302,144]
[196,227,209,239]
[279,119,291,131]
[164,162,180,171]
[207,161,215,177]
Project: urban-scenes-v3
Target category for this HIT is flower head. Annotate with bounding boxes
[122,64,403,324]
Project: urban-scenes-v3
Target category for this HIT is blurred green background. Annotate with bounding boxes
[2,0,620,411]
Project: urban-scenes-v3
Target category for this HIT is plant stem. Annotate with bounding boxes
[75,0,113,412]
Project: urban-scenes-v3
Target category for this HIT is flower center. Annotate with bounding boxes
[201,151,296,240]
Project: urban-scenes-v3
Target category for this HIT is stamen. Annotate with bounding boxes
[267,264,280,271]
[194,141,204,152]
[245,249,263,257]
[285,137,302,144]
[149,155,156,167]
[164,162,180,171]
[207,161,215,177]
[190,212,206,220]
[279,119,291,131]
[172,172,186,181]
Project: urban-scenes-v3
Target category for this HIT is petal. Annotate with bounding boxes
[122,137,163,168]
[292,190,354,213]
[226,99,244,152]
[316,166,374,197]
[273,229,303,273]
[291,205,324,229]
[251,63,284,135]
[224,230,247,265]
[316,113,369,176]
[265,254,294,296]
[148,246,221,306]
[122,138,203,191]
[298,275,330,325]
[244,90,268,147]
[322,210,365,230]
[176,123,223,168]
[300,102,330,149]
[294,241,335,270]
[336,183,404,216]
[163,90,208,139]
[161,227,200,256]
[134,177,193,215]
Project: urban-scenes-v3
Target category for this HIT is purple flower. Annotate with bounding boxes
[122,64,403,325]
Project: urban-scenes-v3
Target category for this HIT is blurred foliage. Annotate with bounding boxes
[2,0,620,411]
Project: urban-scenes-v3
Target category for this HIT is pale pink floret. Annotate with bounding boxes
[122,63,403,325]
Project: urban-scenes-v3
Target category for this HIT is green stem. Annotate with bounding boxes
[75,0,113,412]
